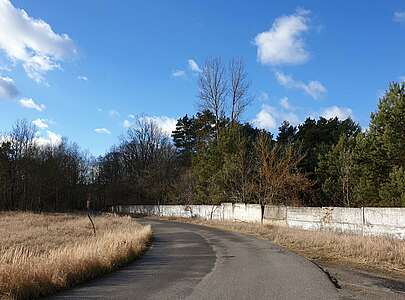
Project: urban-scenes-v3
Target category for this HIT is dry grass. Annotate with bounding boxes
[163,217,405,277]
[0,212,152,300]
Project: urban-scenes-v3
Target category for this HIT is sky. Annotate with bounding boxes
[0,0,404,156]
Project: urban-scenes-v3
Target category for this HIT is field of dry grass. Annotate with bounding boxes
[163,217,405,277]
[0,212,152,300]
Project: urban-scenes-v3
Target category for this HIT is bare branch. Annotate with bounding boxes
[229,58,252,123]
[198,57,227,137]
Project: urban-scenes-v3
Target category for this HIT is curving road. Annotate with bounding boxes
[51,219,340,300]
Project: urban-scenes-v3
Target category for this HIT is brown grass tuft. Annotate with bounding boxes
[0,212,152,300]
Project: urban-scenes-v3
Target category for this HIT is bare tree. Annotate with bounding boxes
[254,132,311,206]
[229,58,252,124]
[198,57,227,138]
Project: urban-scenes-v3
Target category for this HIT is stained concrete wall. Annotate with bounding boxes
[363,208,405,239]
[114,204,405,239]
[233,203,262,223]
[277,206,364,234]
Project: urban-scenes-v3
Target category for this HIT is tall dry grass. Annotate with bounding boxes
[165,217,405,276]
[0,212,152,300]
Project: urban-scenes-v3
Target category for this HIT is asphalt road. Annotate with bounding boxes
[51,219,340,300]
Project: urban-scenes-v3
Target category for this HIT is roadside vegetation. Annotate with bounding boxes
[0,58,404,294]
[0,212,152,300]
[93,60,405,210]
[0,57,404,211]
[165,217,405,277]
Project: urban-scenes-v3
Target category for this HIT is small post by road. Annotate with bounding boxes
[87,193,96,236]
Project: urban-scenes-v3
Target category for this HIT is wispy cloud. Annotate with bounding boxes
[188,59,202,73]
[280,97,292,110]
[0,76,18,100]
[258,91,269,102]
[94,128,111,135]
[122,119,133,128]
[394,11,405,23]
[77,75,88,81]
[19,98,46,111]
[172,69,186,78]
[109,110,120,118]
[0,0,76,83]
[254,8,311,65]
[275,71,326,100]
[32,118,49,129]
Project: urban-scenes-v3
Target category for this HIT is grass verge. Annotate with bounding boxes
[160,217,405,278]
[0,212,152,300]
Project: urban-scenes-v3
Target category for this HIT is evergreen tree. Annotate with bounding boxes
[277,121,297,144]
[172,114,195,162]
[316,135,356,206]
[352,82,405,206]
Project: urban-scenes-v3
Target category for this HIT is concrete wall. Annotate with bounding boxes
[267,206,364,234]
[363,208,405,239]
[114,204,405,239]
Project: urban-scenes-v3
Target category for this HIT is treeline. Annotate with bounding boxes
[0,120,91,211]
[0,58,404,211]
[94,58,405,208]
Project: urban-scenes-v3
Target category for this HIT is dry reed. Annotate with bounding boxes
[0,212,152,300]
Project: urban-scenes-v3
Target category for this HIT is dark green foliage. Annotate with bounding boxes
[316,82,405,207]
[172,114,195,160]
[379,167,405,206]
[3,82,405,211]
[277,121,297,145]
[192,123,262,204]
[352,82,405,206]
[316,135,356,206]
[295,117,361,177]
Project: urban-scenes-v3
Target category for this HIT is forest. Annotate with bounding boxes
[0,58,404,211]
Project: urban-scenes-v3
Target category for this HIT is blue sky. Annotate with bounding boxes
[0,0,404,155]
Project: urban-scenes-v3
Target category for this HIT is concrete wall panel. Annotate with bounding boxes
[114,204,405,239]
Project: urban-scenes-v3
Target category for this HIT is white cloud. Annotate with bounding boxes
[77,75,88,81]
[251,104,299,131]
[172,69,186,78]
[122,119,133,128]
[34,130,62,146]
[140,116,177,135]
[258,91,269,102]
[32,118,48,129]
[0,0,76,82]
[123,115,177,136]
[0,76,18,99]
[188,59,202,73]
[122,115,136,127]
[109,110,120,118]
[400,76,405,82]
[252,105,277,130]
[19,97,45,111]
[254,8,310,65]
[275,71,326,99]
[280,97,291,110]
[94,128,111,135]
[394,11,405,23]
[321,106,353,120]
